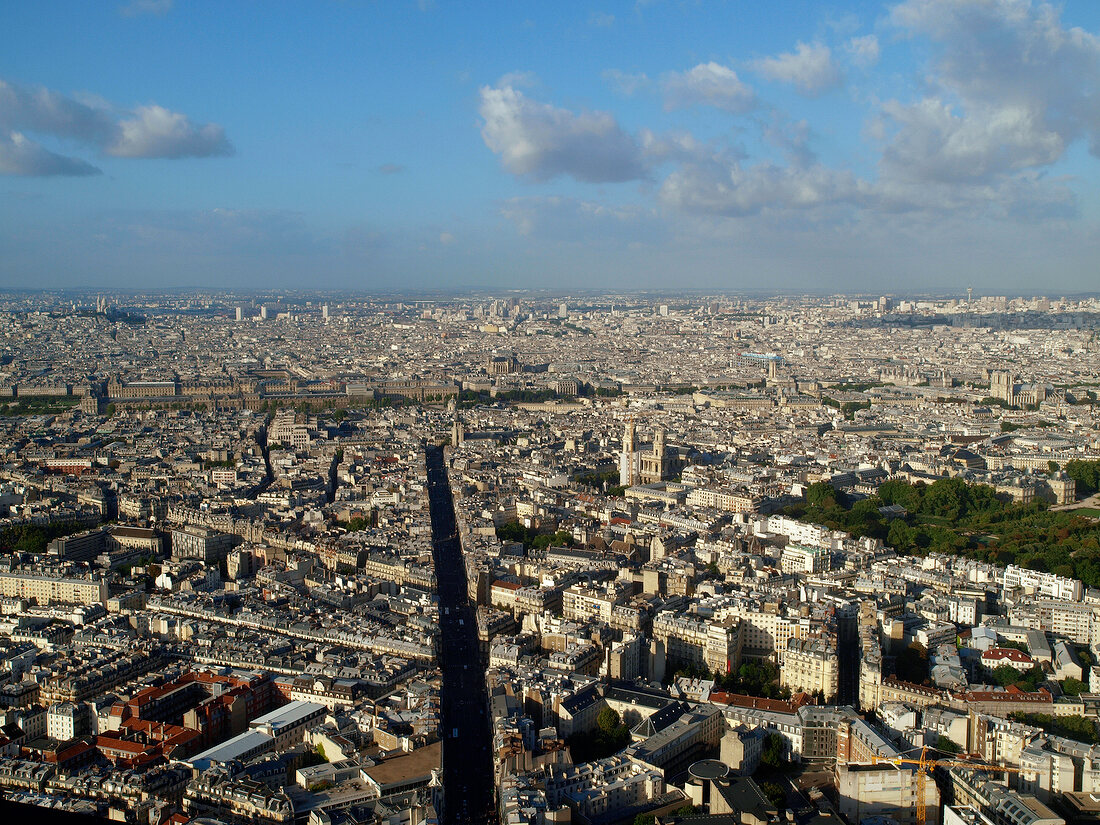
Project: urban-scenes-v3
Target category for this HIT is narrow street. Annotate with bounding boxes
[424,444,497,825]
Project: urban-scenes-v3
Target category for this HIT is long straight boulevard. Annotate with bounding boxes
[425,444,497,825]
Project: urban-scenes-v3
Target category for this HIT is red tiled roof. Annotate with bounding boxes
[709,691,810,714]
[981,648,1033,664]
[956,687,1051,703]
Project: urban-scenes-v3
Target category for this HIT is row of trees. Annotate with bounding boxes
[820,397,872,420]
[495,520,574,550]
[670,660,790,701]
[1009,713,1100,745]
[1067,459,1100,497]
[2,395,81,416]
[788,478,1100,586]
[988,664,1046,692]
[567,707,632,762]
[341,511,379,532]
[0,521,88,555]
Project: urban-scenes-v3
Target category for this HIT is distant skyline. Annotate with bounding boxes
[2,1,1100,293]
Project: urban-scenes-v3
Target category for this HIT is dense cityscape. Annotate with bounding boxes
[0,292,1096,825]
[7,0,1100,823]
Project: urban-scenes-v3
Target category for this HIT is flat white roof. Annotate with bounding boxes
[189,729,273,764]
[249,700,326,731]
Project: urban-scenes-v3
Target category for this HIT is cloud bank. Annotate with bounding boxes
[0,78,232,176]
[480,0,1097,229]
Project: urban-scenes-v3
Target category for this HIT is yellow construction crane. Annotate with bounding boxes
[870,748,1021,825]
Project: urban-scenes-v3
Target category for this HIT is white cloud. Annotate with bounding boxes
[439,232,455,244]
[662,62,757,113]
[639,129,735,166]
[751,42,843,96]
[0,77,233,175]
[0,79,116,144]
[0,131,101,177]
[478,83,646,183]
[589,12,615,27]
[107,105,232,158]
[496,71,538,89]
[659,156,867,217]
[876,0,1100,196]
[761,114,817,167]
[877,97,1064,183]
[478,5,1097,232]
[847,34,880,67]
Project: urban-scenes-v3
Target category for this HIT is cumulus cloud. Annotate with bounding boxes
[0,132,101,177]
[478,83,646,182]
[876,97,1063,183]
[662,62,757,113]
[761,114,817,167]
[0,79,117,144]
[107,105,231,158]
[659,156,867,217]
[649,111,1069,222]
[0,77,232,175]
[889,0,1100,159]
[480,2,1098,229]
[864,0,1100,215]
[751,42,843,96]
[378,163,406,174]
[639,129,737,166]
[847,34,880,67]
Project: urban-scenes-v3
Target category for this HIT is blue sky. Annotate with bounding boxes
[2,0,1099,293]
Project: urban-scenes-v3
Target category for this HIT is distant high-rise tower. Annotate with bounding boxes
[559,302,568,319]
[235,306,244,322]
[260,305,268,320]
[322,304,329,322]
[967,286,973,306]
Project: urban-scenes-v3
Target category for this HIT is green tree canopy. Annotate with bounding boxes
[760,781,786,809]
[597,706,620,735]
[761,733,786,768]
